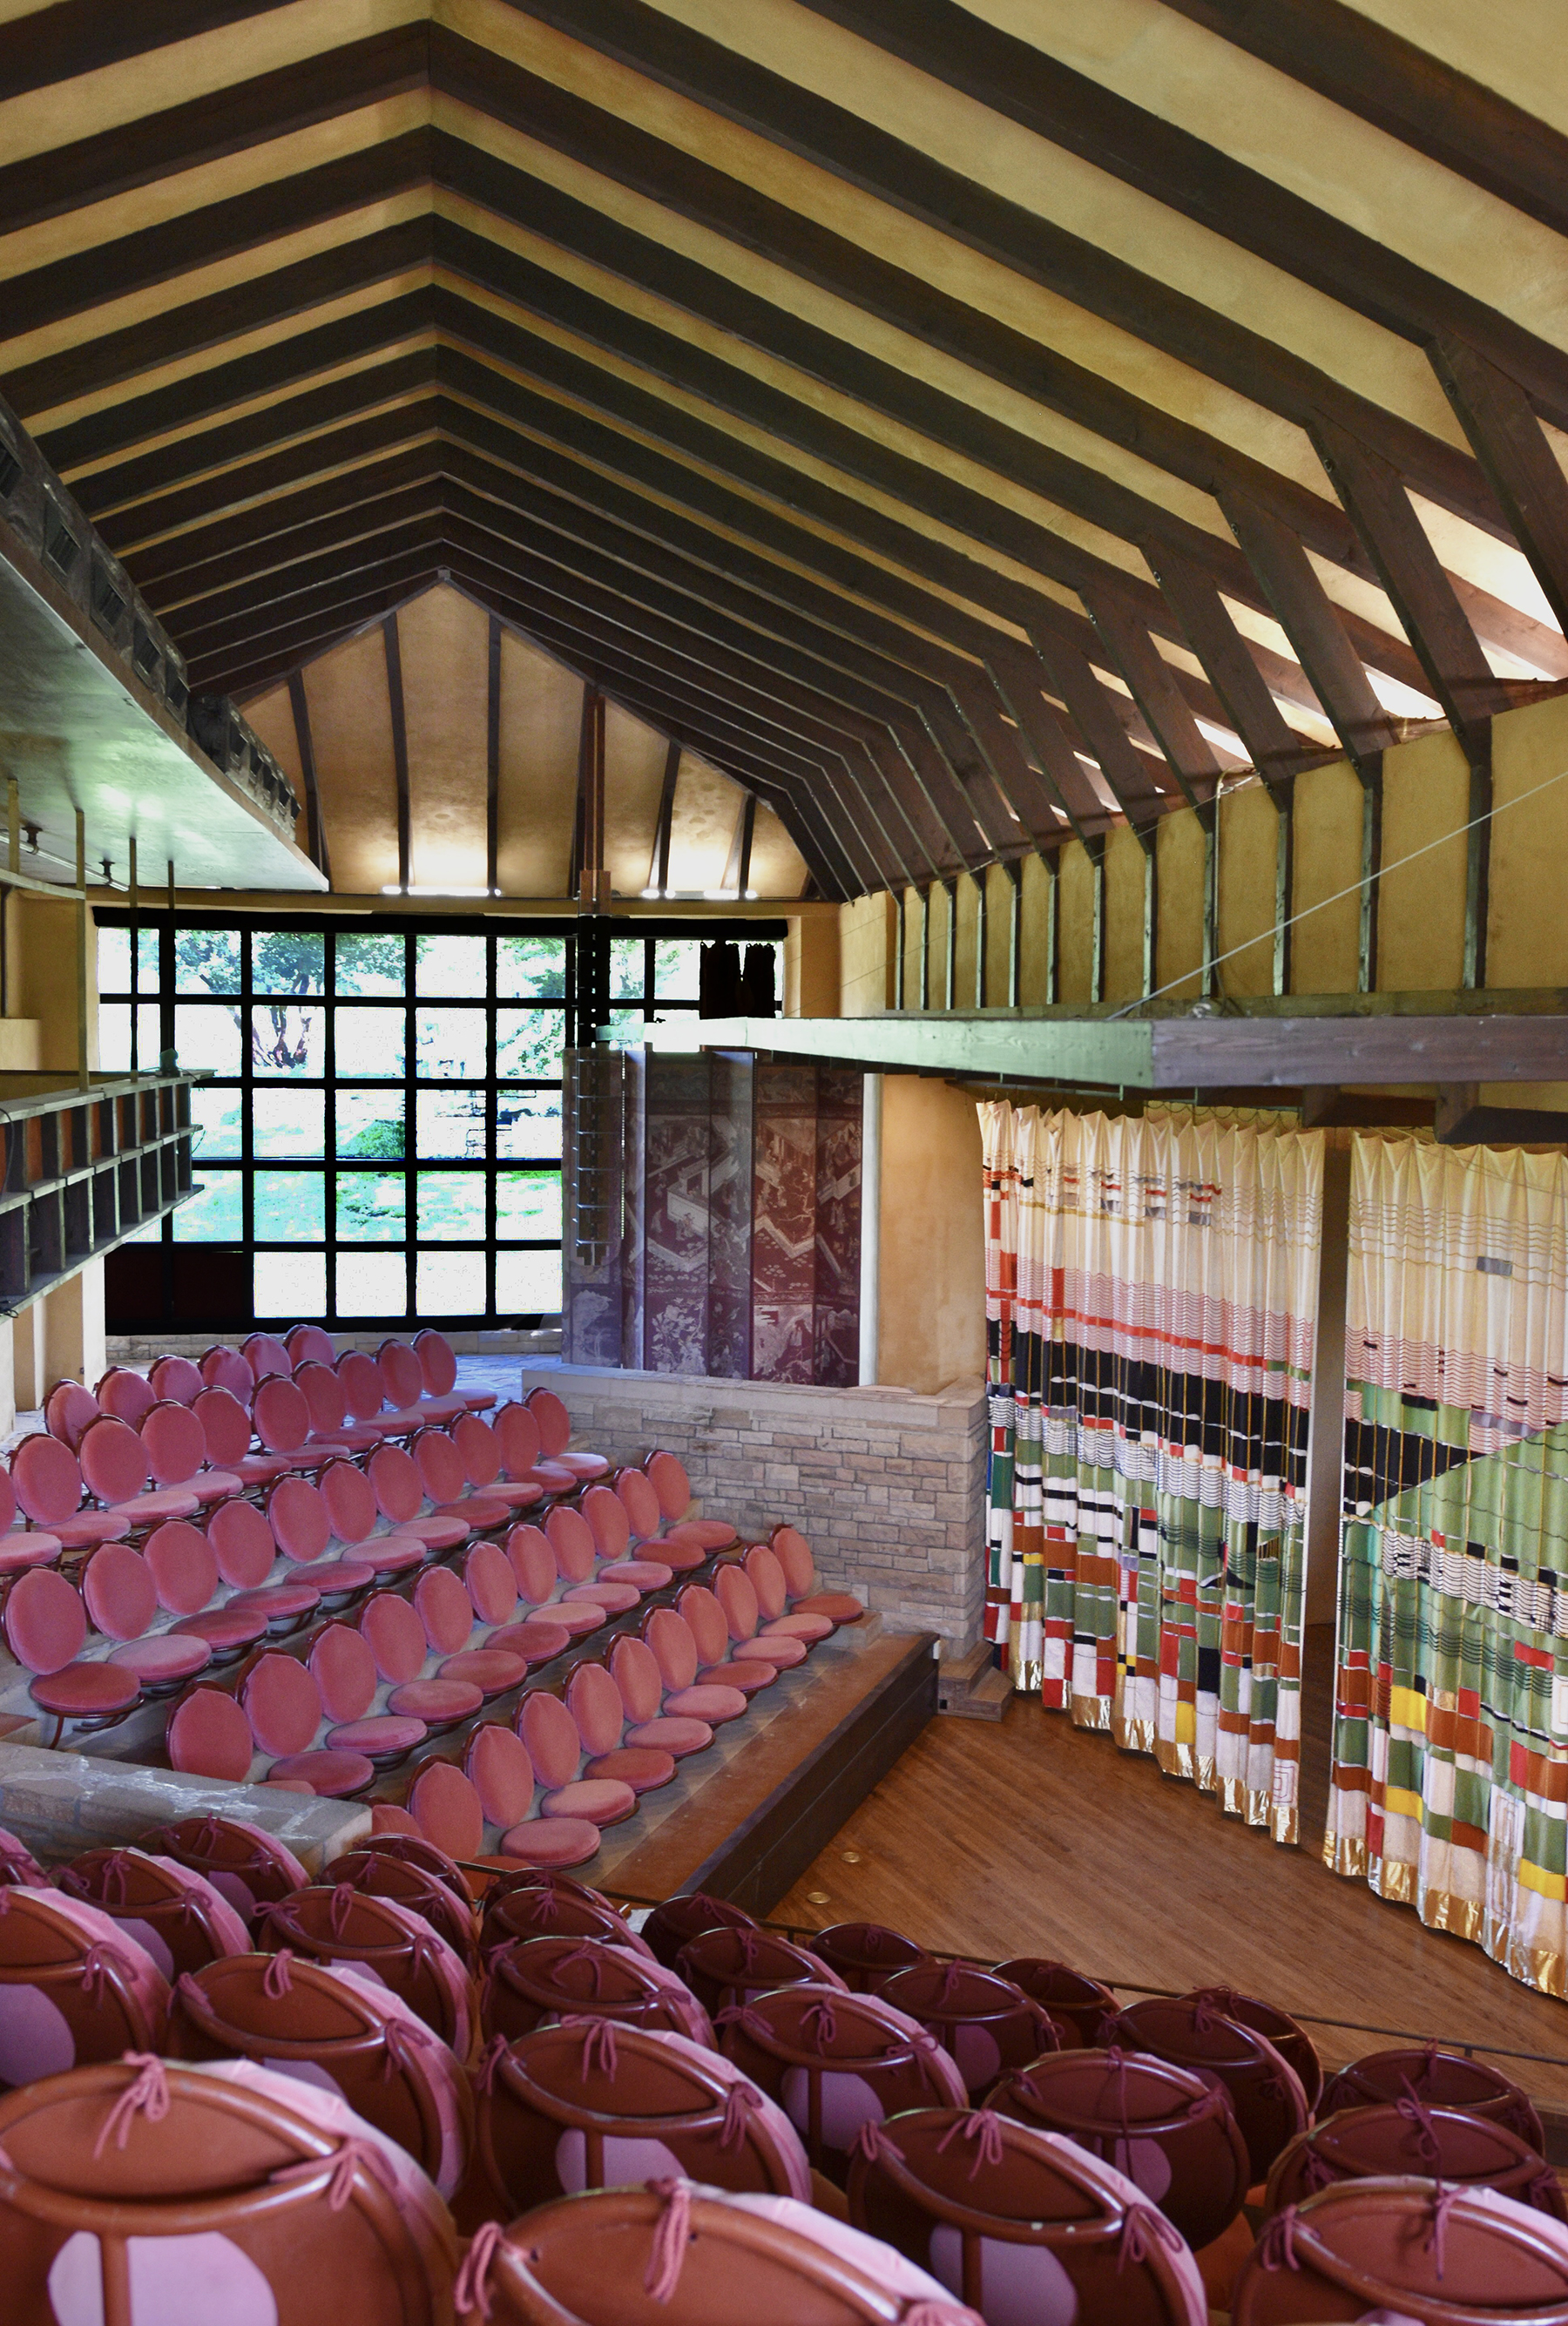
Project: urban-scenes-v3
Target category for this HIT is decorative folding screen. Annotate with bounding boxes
[982,1103,1323,1844]
[1326,1135,1568,1996]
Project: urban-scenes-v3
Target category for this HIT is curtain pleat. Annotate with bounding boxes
[982,1101,1323,1844]
[1327,1135,1568,1997]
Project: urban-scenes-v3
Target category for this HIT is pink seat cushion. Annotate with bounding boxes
[702,1659,777,1693]
[172,1607,268,1653]
[145,1520,220,1616]
[605,1559,673,1592]
[109,1633,212,1683]
[585,1747,675,1793]
[465,1540,519,1626]
[229,1453,290,1486]
[646,1532,708,1572]
[487,1619,571,1666]
[744,1545,789,1620]
[543,1602,605,1638]
[337,1349,387,1420]
[79,1416,150,1505]
[30,1660,140,1719]
[553,1451,610,1481]
[412,1427,466,1504]
[677,1586,728,1667]
[83,1542,157,1640]
[387,1676,485,1722]
[526,1462,578,1498]
[567,1663,625,1757]
[434,1494,510,1530]
[500,1816,600,1866]
[242,1652,324,1755]
[287,1323,337,1369]
[493,1401,543,1478]
[409,1760,484,1858]
[610,1635,666,1724]
[402,1515,470,1552]
[564,1580,640,1614]
[267,1748,373,1796]
[645,1449,692,1519]
[764,1613,835,1644]
[367,1444,422,1524]
[546,1505,597,1585]
[106,1489,203,1525]
[358,1533,428,1574]
[329,1715,427,1757]
[526,1387,572,1457]
[5,1569,86,1673]
[715,1565,761,1642]
[309,1559,376,1599]
[294,1362,348,1437]
[200,1346,254,1397]
[95,1367,157,1425]
[452,1412,502,1486]
[644,1610,700,1694]
[0,1532,62,1573]
[360,1592,429,1683]
[226,1579,321,1624]
[625,1715,713,1757]
[440,1648,527,1695]
[665,1684,749,1724]
[308,1623,379,1723]
[379,1340,426,1409]
[734,1634,807,1669]
[466,1721,535,1827]
[541,1778,636,1825]
[242,1333,292,1382]
[142,1400,206,1485]
[479,1479,544,1510]
[186,1470,242,1508]
[415,1329,458,1396]
[519,1691,583,1789]
[505,1524,557,1605]
[795,1593,864,1624]
[169,1686,254,1780]
[252,1375,310,1453]
[415,1565,474,1655]
[614,1469,662,1541]
[582,1484,631,1559]
[53,1512,132,1551]
[772,1525,815,1596]
[667,1518,739,1552]
[318,1459,378,1545]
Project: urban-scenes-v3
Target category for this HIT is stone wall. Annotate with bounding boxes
[524,1362,988,1653]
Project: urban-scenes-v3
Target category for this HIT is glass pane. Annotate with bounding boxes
[254,1169,325,1240]
[336,1091,404,1160]
[497,935,566,999]
[610,936,645,1000]
[497,1247,562,1314]
[497,1169,562,1238]
[653,938,701,999]
[497,1090,562,1161]
[98,1002,131,1073]
[252,1003,324,1077]
[175,929,241,995]
[135,1003,161,1069]
[255,1250,326,1319]
[335,932,405,997]
[415,934,486,997]
[416,1089,486,1160]
[253,930,325,997]
[253,1086,324,1159]
[172,1171,243,1241]
[190,1086,243,1160]
[335,1170,406,1241]
[335,1006,404,1078]
[496,1007,564,1080]
[416,1248,485,1316]
[416,1170,486,1240]
[174,1004,243,1075]
[335,1249,406,1317]
[98,927,130,994]
[136,929,159,992]
[600,1008,645,1050]
[414,1006,488,1081]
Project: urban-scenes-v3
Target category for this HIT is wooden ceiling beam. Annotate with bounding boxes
[1145,544,1326,788]
[1083,591,1225,810]
[0,0,282,104]
[1429,337,1568,650]
[1029,628,1167,835]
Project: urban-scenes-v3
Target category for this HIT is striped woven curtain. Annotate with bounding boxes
[1327,1135,1568,1995]
[981,1102,1324,1844]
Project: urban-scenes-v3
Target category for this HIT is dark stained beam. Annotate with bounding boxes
[382,612,410,892]
[1082,592,1224,808]
[1429,337,1568,648]
[650,738,679,897]
[286,669,330,884]
[486,611,501,896]
[0,0,282,104]
[1145,543,1324,787]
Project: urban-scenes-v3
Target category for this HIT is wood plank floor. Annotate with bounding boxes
[771,1657,1568,2110]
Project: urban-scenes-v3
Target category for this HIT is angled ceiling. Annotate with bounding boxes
[7,0,1568,901]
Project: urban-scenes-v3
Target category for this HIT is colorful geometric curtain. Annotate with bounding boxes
[1326,1135,1568,1996]
[981,1103,1323,1844]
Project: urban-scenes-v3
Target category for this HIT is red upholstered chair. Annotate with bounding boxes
[1268,2101,1566,2221]
[1230,2176,1568,2323]
[811,1924,929,1994]
[479,1876,653,1962]
[57,1845,252,1982]
[244,1332,294,1382]
[170,1949,473,2198]
[565,1659,677,1800]
[257,1884,476,2056]
[481,1931,714,2049]
[11,1431,129,1552]
[452,2177,986,2324]
[990,1958,1115,2050]
[876,1962,1059,2101]
[1183,1985,1322,2113]
[0,1885,172,2086]
[771,1522,865,1626]
[44,1379,98,1450]
[720,1982,969,2188]
[0,2055,459,2325]
[139,1814,309,1931]
[474,2018,811,2218]
[678,1924,848,2023]
[0,1828,45,1890]
[323,1846,480,1971]
[522,1681,636,1828]
[625,1617,720,1753]
[286,1322,337,1369]
[848,2105,1208,2324]
[713,1560,823,1667]
[992,2045,1252,2253]
[640,1889,759,1971]
[1110,1993,1309,2186]
[1320,2045,1545,2154]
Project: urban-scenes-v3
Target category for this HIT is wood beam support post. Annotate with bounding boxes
[287,671,330,884]
[1044,851,1059,1007]
[1087,836,1106,1007]
[1002,859,1022,1010]
[485,612,502,896]
[651,736,679,899]
[973,869,987,1008]
[943,878,957,1011]
[75,808,88,1093]
[382,612,410,894]
[1274,775,1295,998]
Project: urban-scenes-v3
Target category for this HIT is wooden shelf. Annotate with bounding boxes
[0,1070,199,1314]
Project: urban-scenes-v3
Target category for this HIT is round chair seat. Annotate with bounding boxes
[700,1659,776,1694]
[487,1618,572,1666]
[993,1957,1117,2048]
[1112,1992,1310,2184]
[30,1660,141,1721]
[809,1923,927,1994]
[499,1816,602,1867]
[265,1748,375,1796]
[625,1715,713,1757]
[878,1960,1060,2100]
[763,1613,835,1644]
[733,1634,806,1669]
[1269,2101,1566,2221]
[387,1677,484,1727]
[794,1592,864,1624]
[565,1579,641,1614]
[541,1778,638,1826]
[328,1714,428,1764]
[664,1683,747,1723]
[585,1746,677,1793]
[1320,2045,1544,2153]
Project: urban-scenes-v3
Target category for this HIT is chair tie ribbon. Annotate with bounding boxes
[643,2177,693,2303]
[93,2055,170,2157]
[935,2109,1005,2178]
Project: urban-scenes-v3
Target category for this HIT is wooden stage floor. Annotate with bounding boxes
[771,1664,1568,2112]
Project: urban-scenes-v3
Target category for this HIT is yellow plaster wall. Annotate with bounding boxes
[876,1075,986,1395]
[1102,827,1146,1004]
[902,886,926,1009]
[1290,756,1364,995]
[1057,841,1097,1004]
[984,864,1013,1004]
[785,912,841,1017]
[1018,852,1055,1005]
[1155,808,1206,1003]
[1218,781,1279,997]
[1379,728,1470,993]
[839,891,896,1015]
[13,898,98,1072]
[953,872,981,1009]
[929,880,954,1006]
[1490,690,1568,988]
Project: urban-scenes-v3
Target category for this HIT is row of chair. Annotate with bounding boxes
[0,1831,1558,2322]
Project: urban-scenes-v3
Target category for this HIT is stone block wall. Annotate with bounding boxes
[524,1362,988,1653]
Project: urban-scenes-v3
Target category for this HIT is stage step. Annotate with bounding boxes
[937,1640,1014,1721]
